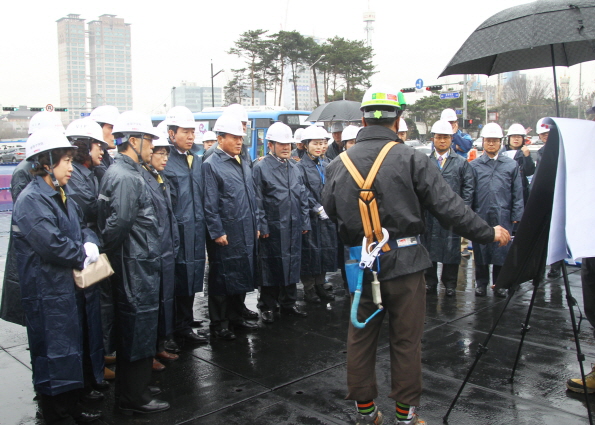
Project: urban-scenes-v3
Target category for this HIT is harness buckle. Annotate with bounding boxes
[359,228,389,269]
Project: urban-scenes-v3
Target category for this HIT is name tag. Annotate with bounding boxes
[396,237,418,248]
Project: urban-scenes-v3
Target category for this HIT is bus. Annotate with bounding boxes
[151,109,312,159]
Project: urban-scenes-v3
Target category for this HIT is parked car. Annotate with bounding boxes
[405,139,424,147]
[473,138,484,151]
[414,146,432,156]
[1,147,26,163]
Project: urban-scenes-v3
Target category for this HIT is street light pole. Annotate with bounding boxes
[211,60,224,108]
[309,54,325,109]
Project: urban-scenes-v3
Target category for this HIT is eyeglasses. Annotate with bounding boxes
[152,152,169,158]
[484,140,501,144]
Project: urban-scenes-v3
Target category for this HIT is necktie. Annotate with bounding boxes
[236,155,241,164]
[437,156,444,169]
[59,187,67,204]
[187,153,193,168]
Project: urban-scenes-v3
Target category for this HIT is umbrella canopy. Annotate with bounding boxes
[305,100,362,122]
[440,0,595,76]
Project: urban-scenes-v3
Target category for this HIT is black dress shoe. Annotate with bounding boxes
[148,386,162,396]
[445,288,456,297]
[475,287,487,297]
[494,288,507,298]
[176,330,208,344]
[213,329,236,340]
[281,305,308,317]
[547,268,561,278]
[426,285,437,294]
[261,311,275,323]
[82,390,105,403]
[119,399,170,416]
[74,410,103,422]
[191,319,204,327]
[242,308,259,320]
[163,338,181,353]
[232,320,259,330]
[92,380,110,391]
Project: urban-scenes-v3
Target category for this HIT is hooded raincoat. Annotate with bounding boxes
[97,153,161,362]
[12,176,102,395]
[162,148,206,295]
[470,153,524,266]
[422,148,475,265]
[253,154,311,286]
[141,167,179,339]
[203,149,259,296]
[297,153,337,276]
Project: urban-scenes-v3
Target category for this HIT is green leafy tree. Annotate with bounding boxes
[229,29,267,106]
[408,95,485,137]
[224,68,247,105]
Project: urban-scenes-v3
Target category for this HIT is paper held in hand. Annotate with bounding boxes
[73,253,114,289]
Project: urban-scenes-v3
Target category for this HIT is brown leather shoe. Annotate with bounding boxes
[104,367,115,380]
[104,355,116,365]
[152,358,166,372]
[155,350,179,361]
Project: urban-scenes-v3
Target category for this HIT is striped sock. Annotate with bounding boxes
[396,402,414,421]
[356,400,376,415]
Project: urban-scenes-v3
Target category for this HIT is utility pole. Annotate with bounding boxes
[463,74,468,122]
[211,60,224,108]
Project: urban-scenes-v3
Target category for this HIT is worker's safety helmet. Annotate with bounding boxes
[90,105,120,126]
[112,111,160,143]
[294,128,304,143]
[213,114,246,137]
[481,122,504,139]
[201,131,217,142]
[225,104,249,123]
[360,85,405,119]
[440,108,458,122]
[28,111,65,136]
[341,125,361,142]
[431,120,454,135]
[536,118,550,134]
[398,118,408,132]
[266,122,293,144]
[507,123,526,137]
[301,125,330,143]
[26,127,77,161]
[66,118,108,149]
[165,106,195,129]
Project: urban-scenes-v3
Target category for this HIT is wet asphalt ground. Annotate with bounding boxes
[0,209,593,424]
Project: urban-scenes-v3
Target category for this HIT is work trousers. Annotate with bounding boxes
[301,273,325,291]
[424,262,459,290]
[258,284,297,311]
[38,390,81,425]
[175,294,195,335]
[346,271,425,405]
[115,356,153,406]
[208,293,245,331]
[582,258,595,334]
[475,264,502,288]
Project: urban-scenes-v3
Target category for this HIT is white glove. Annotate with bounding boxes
[83,242,100,269]
[317,206,329,220]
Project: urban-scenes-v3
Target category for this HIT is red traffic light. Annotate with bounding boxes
[400,87,416,93]
[425,85,443,91]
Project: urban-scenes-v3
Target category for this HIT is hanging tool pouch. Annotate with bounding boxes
[340,141,398,293]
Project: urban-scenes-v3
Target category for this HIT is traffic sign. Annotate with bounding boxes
[415,79,424,90]
[45,104,54,112]
[439,92,460,100]
[81,112,91,117]
[478,124,483,129]
[455,109,463,115]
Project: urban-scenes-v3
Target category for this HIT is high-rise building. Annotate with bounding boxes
[88,15,133,111]
[56,14,87,122]
[172,82,224,112]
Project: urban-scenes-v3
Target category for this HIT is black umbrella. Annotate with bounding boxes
[439,0,595,116]
[305,100,362,122]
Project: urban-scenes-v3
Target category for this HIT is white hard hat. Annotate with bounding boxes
[202,131,217,142]
[536,118,550,134]
[331,122,344,133]
[341,125,361,141]
[153,121,170,146]
[294,128,304,142]
[361,85,404,114]
[440,108,458,122]
[431,120,454,135]
[481,122,504,139]
[213,114,246,137]
[26,127,76,161]
[90,105,119,126]
[398,118,408,132]
[266,122,293,144]
[225,103,249,123]
[112,111,160,141]
[28,111,65,135]
[165,106,195,129]
[507,123,526,136]
[301,125,330,142]
[66,118,107,149]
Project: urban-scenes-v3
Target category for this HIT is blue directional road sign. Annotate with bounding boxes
[415,79,424,90]
[455,109,463,115]
[439,92,460,100]
[81,112,91,117]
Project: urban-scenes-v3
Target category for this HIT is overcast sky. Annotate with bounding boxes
[1,0,593,114]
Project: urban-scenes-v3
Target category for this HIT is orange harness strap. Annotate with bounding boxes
[339,141,398,253]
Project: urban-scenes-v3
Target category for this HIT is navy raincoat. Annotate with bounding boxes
[422,149,475,265]
[253,154,311,286]
[141,167,179,339]
[93,149,114,182]
[162,148,206,296]
[297,153,337,276]
[470,153,524,266]
[12,176,102,396]
[203,149,259,296]
[502,146,535,204]
[97,154,161,362]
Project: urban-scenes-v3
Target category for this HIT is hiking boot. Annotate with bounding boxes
[395,413,426,425]
[315,284,335,301]
[547,268,561,279]
[303,288,321,303]
[566,364,595,393]
[355,405,383,425]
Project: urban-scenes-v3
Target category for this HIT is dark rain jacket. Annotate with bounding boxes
[322,125,495,282]
[12,176,102,396]
[253,154,311,286]
[470,153,524,266]
[291,147,306,161]
[162,147,206,296]
[142,168,179,338]
[0,161,32,325]
[203,149,259,295]
[297,153,337,276]
[93,149,114,182]
[325,141,342,161]
[97,154,161,362]
[203,142,253,167]
[503,146,535,204]
[422,148,475,265]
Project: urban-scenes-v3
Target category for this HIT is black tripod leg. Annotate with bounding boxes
[562,262,594,425]
[509,282,538,383]
[443,288,517,424]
